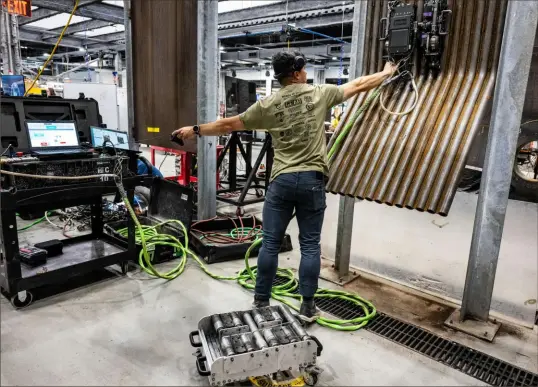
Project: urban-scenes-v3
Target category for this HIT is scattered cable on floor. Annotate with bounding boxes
[16,212,50,231]
[191,215,263,245]
[44,211,63,229]
[1,161,377,331]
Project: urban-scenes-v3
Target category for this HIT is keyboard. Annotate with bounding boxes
[34,149,86,155]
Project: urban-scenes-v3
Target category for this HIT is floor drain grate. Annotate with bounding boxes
[272,276,538,386]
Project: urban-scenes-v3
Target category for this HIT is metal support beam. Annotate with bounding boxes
[32,0,124,23]
[18,8,58,25]
[319,0,367,285]
[197,0,218,219]
[19,27,113,48]
[48,19,113,36]
[459,1,538,323]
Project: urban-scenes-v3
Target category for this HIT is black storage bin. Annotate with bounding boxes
[190,216,293,264]
[105,179,194,263]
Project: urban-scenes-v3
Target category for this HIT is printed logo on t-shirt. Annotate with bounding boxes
[284,98,302,109]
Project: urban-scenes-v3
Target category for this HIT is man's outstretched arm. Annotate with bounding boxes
[172,115,245,141]
[341,62,397,101]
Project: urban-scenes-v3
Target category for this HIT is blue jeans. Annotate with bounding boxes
[255,171,326,300]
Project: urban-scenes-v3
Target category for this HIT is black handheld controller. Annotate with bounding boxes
[170,133,184,146]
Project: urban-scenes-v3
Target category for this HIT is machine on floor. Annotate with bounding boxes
[190,305,323,386]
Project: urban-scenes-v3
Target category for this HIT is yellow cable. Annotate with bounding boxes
[24,0,80,96]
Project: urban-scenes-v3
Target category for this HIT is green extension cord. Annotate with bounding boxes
[327,85,383,162]
[17,212,52,231]
[114,189,376,330]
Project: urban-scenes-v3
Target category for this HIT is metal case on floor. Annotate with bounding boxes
[190,305,322,386]
[189,216,293,264]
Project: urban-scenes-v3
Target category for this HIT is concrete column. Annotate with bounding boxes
[114,53,122,72]
[218,70,226,117]
[0,13,9,72]
[10,14,22,74]
[313,68,326,85]
[197,0,218,219]
[265,77,272,96]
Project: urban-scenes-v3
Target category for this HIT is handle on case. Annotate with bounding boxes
[196,356,210,376]
[189,330,202,347]
[439,9,452,35]
[310,335,323,356]
[379,17,388,40]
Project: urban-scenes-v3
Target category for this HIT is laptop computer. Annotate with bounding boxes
[26,120,90,156]
[90,126,131,151]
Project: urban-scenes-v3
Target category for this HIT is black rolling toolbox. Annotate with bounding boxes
[105,179,194,264]
[189,216,293,264]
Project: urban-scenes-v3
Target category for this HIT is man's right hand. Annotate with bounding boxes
[383,62,398,76]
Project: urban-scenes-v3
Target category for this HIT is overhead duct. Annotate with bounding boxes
[326,0,509,216]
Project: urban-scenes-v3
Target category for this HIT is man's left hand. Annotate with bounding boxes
[172,126,195,140]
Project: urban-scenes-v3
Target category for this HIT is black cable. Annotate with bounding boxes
[159,153,168,170]
[101,139,117,155]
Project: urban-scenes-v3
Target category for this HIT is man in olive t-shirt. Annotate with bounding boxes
[174,51,395,321]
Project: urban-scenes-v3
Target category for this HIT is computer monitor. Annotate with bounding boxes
[1,75,25,97]
[26,121,80,150]
[90,127,130,150]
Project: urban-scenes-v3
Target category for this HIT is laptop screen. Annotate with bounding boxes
[27,121,79,149]
[90,127,130,150]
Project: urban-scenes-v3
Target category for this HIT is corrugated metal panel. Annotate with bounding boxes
[130,0,198,152]
[326,0,508,216]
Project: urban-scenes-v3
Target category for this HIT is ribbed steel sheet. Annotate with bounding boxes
[327,0,508,216]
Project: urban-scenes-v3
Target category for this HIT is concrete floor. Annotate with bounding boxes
[0,252,486,386]
[1,147,536,385]
[3,209,537,386]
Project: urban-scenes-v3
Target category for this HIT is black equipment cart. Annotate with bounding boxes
[0,173,143,308]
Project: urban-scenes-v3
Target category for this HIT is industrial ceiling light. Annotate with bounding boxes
[332,56,337,60]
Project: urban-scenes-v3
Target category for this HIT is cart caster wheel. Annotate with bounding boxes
[303,372,318,386]
[236,207,245,216]
[255,189,263,198]
[10,291,33,309]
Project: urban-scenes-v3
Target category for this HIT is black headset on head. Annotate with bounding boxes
[274,54,306,80]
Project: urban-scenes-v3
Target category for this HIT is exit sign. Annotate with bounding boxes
[2,0,32,17]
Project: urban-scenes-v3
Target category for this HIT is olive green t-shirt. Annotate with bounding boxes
[239,83,345,180]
